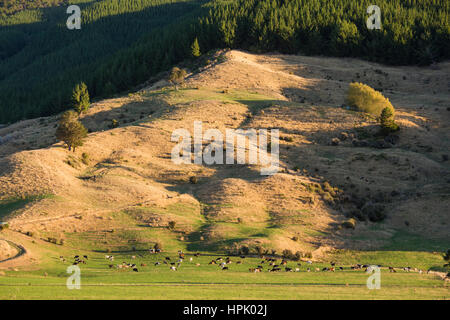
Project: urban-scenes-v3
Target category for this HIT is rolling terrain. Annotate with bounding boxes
[0,50,449,299]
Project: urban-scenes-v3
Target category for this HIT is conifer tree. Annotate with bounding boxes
[72,82,90,115]
[191,38,201,58]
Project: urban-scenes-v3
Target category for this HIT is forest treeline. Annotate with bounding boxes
[0,0,448,123]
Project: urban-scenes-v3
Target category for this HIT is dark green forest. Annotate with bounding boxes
[0,0,448,123]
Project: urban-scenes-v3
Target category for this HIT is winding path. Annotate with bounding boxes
[0,239,26,264]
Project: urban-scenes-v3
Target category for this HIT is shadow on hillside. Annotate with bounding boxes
[80,95,173,133]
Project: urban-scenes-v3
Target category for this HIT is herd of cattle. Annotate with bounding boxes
[58,250,433,275]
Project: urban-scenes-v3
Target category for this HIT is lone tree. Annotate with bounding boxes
[191,38,201,58]
[56,110,88,152]
[168,67,187,90]
[72,82,90,115]
[379,106,399,133]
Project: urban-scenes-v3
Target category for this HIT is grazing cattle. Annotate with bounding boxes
[270,268,281,272]
[209,260,217,265]
[141,263,147,267]
[306,261,312,265]
[149,249,155,253]
[330,262,336,267]
[307,268,311,272]
[165,257,171,261]
[222,267,229,270]
[196,263,201,267]
[285,267,292,272]
[295,268,300,272]
[133,268,138,272]
[194,253,200,257]
[240,256,246,259]
[83,255,88,260]
[74,256,79,259]
[177,259,183,263]
[156,249,161,253]
[189,257,193,262]
[322,267,329,272]
[236,261,242,265]
[170,266,177,271]
[131,256,136,260]
[281,260,287,266]
[155,262,161,266]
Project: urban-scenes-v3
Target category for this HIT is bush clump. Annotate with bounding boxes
[109,119,119,129]
[81,152,90,165]
[189,176,198,184]
[168,221,176,230]
[341,218,357,229]
[154,242,163,251]
[379,107,400,133]
[346,82,394,116]
[282,249,294,259]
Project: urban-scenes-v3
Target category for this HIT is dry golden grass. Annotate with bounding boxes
[0,50,448,261]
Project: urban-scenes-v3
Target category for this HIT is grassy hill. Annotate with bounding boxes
[0,50,449,299]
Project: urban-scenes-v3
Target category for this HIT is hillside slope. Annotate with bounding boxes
[0,50,449,262]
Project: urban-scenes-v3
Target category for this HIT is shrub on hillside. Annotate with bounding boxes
[168,67,187,90]
[81,152,90,165]
[282,249,294,259]
[168,221,176,230]
[379,107,400,133]
[109,119,119,129]
[189,176,198,184]
[240,246,250,255]
[341,218,357,229]
[56,110,88,152]
[346,82,394,116]
[154,242,163,251]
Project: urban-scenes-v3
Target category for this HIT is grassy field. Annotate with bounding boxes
[0,243,448,300]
